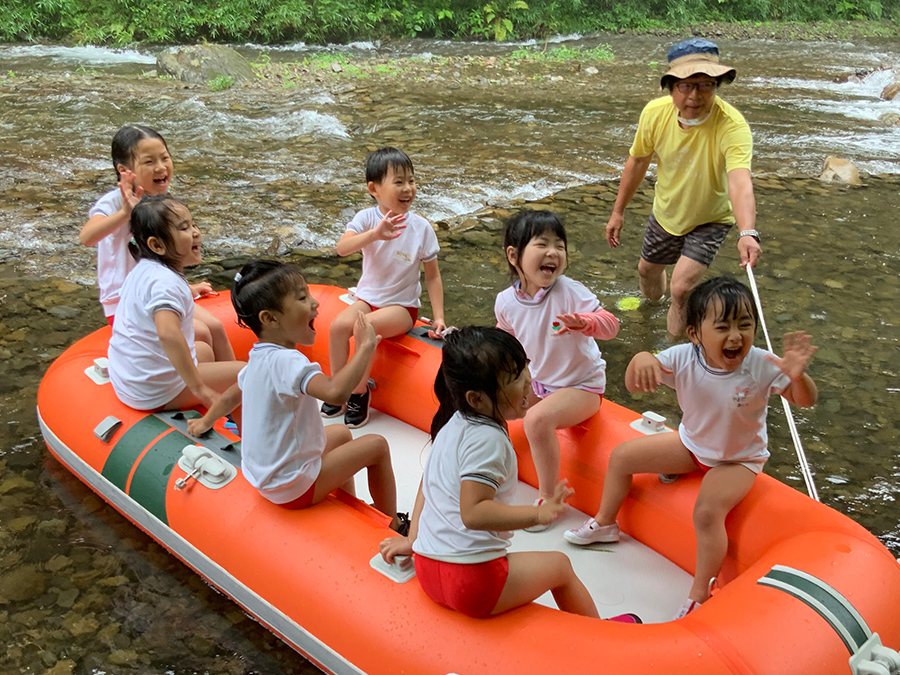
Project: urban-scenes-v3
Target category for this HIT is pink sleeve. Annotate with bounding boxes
[579,309,619,340]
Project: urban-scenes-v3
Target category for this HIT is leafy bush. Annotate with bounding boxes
[208,75,235,90]
[1,0,897,43]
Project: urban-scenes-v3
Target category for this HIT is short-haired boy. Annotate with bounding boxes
[322,147,445,427]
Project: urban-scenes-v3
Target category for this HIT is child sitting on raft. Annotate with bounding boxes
[190,261,406,530]
[322,146,445,429]
[564,276,817,619]
[380,326,640,623]
[107,195,244,412]
[494,210,619,532]
[80,124,232,360]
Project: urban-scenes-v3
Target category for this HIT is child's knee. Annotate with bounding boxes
[692,502,723,532]
[207,316,227,337]
[332,308,360,337]
[363,433,390,458]
[522,407,551,437]
[194,320,213,345]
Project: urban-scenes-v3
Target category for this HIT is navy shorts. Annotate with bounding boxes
[641,213,732,267]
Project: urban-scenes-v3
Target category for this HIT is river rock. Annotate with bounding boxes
[882,79,900,101]
[879,112,900,127]
[157,45,255,86]
[819,157,861,186]
[0,565,47,602]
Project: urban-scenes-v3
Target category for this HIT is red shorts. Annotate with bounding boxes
[414,555,509,618]
[363,301,418,325]
[690,452,712,474]
[278,481,316,509]
[107,315,115,327]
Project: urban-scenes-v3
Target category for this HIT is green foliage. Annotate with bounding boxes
[482,0,529,40]
[208,75,235,90]
[507,44,614,61]
[1,0,897,43]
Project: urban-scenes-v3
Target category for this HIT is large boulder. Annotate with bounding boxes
[819,157,862,186]
[156,44,254,85]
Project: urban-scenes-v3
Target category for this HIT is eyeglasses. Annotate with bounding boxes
[674,81,717,94]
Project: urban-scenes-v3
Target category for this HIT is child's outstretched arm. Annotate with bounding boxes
[422,259,446,337]
[768,331,818,407]
[554,309,619,339]
[306,312,381,405]
[335,211,407,256]
[155,310,219,408]
[187,382,242,437]
[79,169,144,247]
[625,351,673,393]
[461,479,573,532]
[379,480,425,568]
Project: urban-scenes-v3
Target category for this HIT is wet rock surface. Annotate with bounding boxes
[157,44,255,85]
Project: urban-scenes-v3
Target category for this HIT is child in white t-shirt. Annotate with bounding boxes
[108,195,244,412]
[379,326,641,623]
[495,210,619,531]
[80,124,233,360]
[322,147,445,429]
[189,260,405,529]
[564,276,817,620]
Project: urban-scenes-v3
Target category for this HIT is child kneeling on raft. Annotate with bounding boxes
[564,276,817,620]
[380,326,640,623]
[189,260,406,531]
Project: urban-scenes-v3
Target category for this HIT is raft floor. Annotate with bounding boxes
[327,406,692,625]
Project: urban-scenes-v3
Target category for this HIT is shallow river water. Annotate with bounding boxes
[1,33,899,674]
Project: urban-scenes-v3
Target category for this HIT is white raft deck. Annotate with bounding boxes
[325,406,692,624]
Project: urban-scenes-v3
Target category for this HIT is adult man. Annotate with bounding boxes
[605,39,762,335]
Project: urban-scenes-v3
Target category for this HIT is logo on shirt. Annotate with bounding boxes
[732,386,750,407]
[394,249,413,264]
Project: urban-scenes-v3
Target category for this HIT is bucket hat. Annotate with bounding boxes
[660,39,736,89]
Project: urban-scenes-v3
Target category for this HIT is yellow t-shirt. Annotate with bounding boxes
[629,96,753,236]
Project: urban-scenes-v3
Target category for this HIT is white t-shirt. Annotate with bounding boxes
[88,188,137,318]
[494,275,608,391]
[237,342,326,504]
[108,259,196,410]
[656,344,791,465]
[346,206,440,308]
[413,412,517,563]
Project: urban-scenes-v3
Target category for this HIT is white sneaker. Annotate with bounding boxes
[674,598,700,620]
[563,518,620,545]
[523,498,552,533]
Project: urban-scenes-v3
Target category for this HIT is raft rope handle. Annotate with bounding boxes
[745,264,820,501]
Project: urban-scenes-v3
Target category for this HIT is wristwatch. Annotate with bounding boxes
[738,229,760,243]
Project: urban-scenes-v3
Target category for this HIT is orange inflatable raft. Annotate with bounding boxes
[37,285,900,675]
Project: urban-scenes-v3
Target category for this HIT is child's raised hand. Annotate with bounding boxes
[379,535,414,568]
[630,352,672,393]
[117,169,144,215]
[768,331,817,381]
[536,479,574,526]
[554,313,587,336]
[374,210,407,240]
[353,312,381,352]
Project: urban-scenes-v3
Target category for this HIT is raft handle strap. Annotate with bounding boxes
[758,565,900,674]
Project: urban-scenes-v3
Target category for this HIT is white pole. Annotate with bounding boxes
[745,264,820,502]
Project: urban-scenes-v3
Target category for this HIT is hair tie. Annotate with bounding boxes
[234,272,242,282]
[130,237,137,246]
